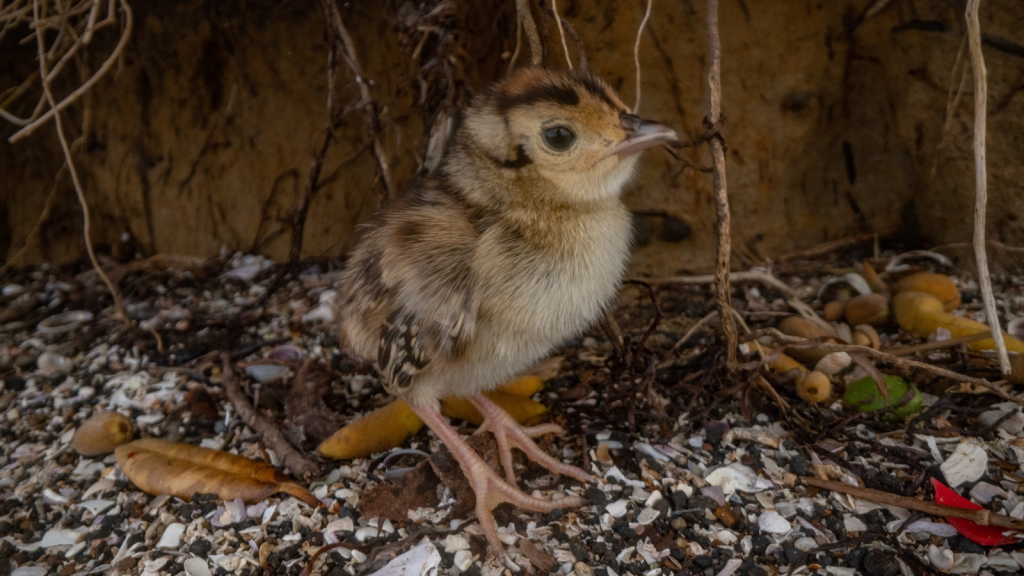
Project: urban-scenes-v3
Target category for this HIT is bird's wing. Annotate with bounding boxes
[371,192,481,394]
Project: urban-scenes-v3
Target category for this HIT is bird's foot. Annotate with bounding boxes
[471,393,594,487]
[409,403,588,563]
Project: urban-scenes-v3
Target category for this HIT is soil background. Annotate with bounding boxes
[2,0,1024,273]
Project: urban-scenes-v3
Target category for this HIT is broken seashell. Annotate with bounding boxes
[37,351,74,377]
[814,352,852,377]
[243,364,291,383]
[817,273,872,304]
[927,544,954,570]
[266,344,303,362]
[884,250,952,273]
[758,511,792,534]
[939,440,988,488]
[37,310,94,334]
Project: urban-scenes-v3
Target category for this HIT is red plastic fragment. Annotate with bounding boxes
[930,478,1021,546]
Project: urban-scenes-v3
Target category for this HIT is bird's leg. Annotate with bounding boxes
[470,393,594,487]
[409,403,588,560]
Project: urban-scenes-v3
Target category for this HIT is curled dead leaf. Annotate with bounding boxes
[115,438,317,506]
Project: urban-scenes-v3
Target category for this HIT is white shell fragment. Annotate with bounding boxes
[815,352,852,377]
[758,511,792,534]
[927,544,954,570]
[183,558,213,576]
[40,527,87,548]
[367,537,441,576]
[705,463,769,494]
[156,522,185,549]
[606,499,630,518]
[940,440,988,488]
[968,482,1008,504]
[37,310,94,334]
[979,402,1024,435]
[244,364,291,383]
[452,549,473,571]
[37,351,73,377]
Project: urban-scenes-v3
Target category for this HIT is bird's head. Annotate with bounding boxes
[455,68,677,204]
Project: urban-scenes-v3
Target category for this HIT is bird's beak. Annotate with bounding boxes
[603,114,678,158]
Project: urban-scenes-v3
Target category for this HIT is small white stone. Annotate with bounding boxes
[844,515,868,532]
[758,511,791,534]
[969,482,1007,504]
[445,534,471,553]
[951,553,986,574]
[940,440,988,488]
[793,537,817,552]
[716,530,738,545]
[40,527,86,548]
[606,499,630,518]
[636,508,660,525]
[825,568,857,576]
[927,545,954,570]
[156,522,185,549]
[705,463,765,494]
[453,549,473,571]
[11,568,48,576]
[366,538,440,576]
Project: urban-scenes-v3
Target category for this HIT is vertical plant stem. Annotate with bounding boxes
[32,0,128,323]
[965,0,1010,374]
[516,0,543,66]
[705,0,737,364]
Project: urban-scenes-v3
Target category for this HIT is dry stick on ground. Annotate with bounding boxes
[220,353,320,481]
[516,0,543,66]
[704,0,737,365]
[632,0,653,113]
[321,0,394,208]
[965,0,1010,375]
[31,0,128,323]
[802,476,1024,531]
[539,1,588,73]
[746,328,1024,407]
[639,269,799,299]
[883,331,992,356]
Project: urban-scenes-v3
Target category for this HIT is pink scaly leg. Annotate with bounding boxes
[408,402,588,562]
[470,393,593,487]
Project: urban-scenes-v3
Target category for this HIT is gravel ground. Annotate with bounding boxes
[2,250,1024,576]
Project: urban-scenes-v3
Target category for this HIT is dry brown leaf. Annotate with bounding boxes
[115,438,317,506]
[518,538,557,572]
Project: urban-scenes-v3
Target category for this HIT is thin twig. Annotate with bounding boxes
[802,476,1024,531]
[9,0,133,143]
[220,353,320,481]
[632,0,653,112]
[660,311,716,366]
[516,0,542,66]
[883,331,992,356]
[704,0,737,365]
[289,23,339,264]
[747,328,1024,407]
[550,0,572,71]
[637,269,799,298]
[32,0,127,322]
[965,0,1010,375]
[931,35,968,179]
[321,0,394,207]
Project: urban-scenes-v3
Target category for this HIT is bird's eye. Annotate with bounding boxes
[542,126,576,151]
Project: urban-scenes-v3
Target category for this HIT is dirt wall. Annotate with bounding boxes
[2,0,1023,274]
